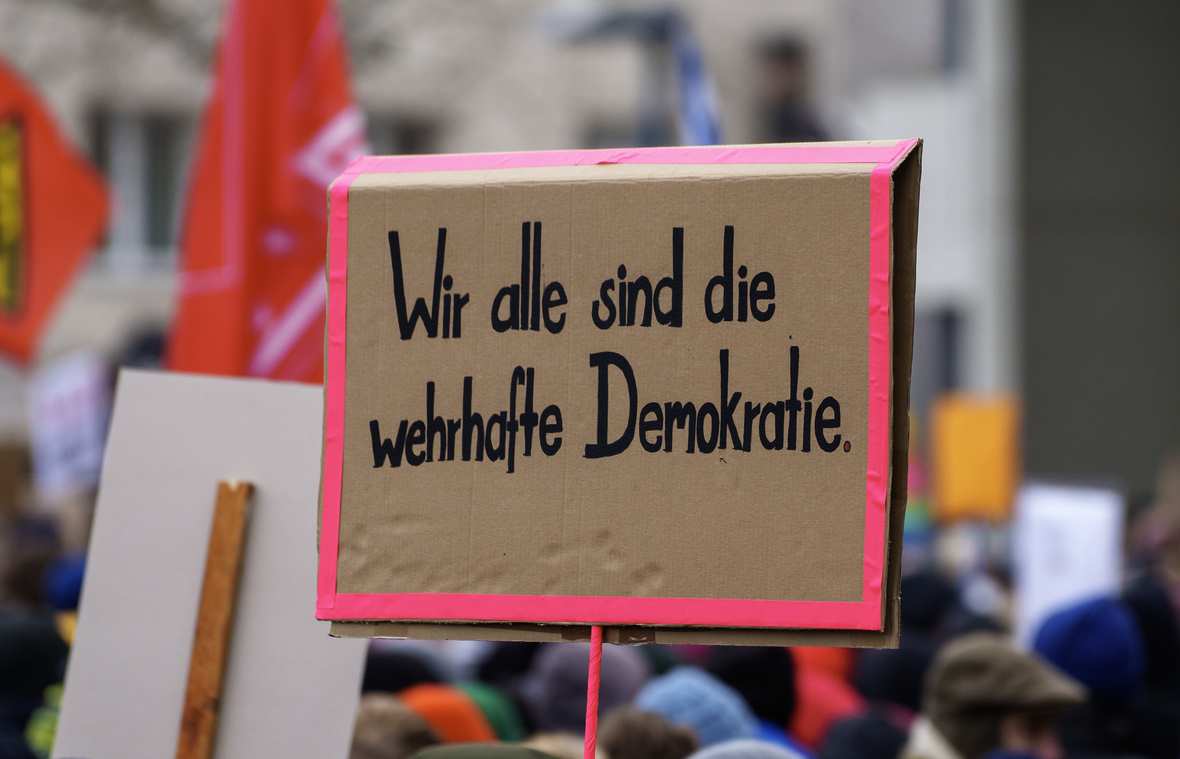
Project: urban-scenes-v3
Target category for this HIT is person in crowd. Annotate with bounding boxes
[522,732,606,759]
[39,552,84,612]
[40,551,84,646]
[399,683,498,743]
[636,644,682,676]
[1123,573,1180,700]
[789,655,864,750]
[478,643,542,694]
[900,571,960,638]
[600,706,699,759]
[349,693,441,759]
[476,643,544,734]
[0,611,64,759]
[411,745,561,759]
[705,647,797,721]
[670,645,715,667]
[521,642,650,734]
[364,648,448,695]
[819,712,908,759]
[758,38,827,143]
[856,569,956,736]
[364,641,460,690]
[901,632,1084,759]
[469,642,542,736]
[1034,595,1179,759]
[688,738,808,759]
[790,649,853,684]
[1127,452,1180,626]
[637,667,758,747]
[0,547,69,759]
[1,544,57,615]
[856,636,938,721]
[706,647,809,752]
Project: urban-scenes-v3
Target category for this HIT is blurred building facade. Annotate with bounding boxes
[1020,2,1180,495]
[0,0,1171,496]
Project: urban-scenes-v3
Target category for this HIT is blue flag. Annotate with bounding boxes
[672,22,722,146]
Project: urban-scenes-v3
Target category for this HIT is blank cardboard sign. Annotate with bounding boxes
[54,370,366,759]
[320,141,921,645]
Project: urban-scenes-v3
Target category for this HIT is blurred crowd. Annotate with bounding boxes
[334,451,1180,759]
[3,451,1180,759]
[0,527,83,759]
[341,558,1180,759]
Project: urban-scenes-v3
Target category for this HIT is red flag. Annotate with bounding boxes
[0,60,108,364]
[168,0,366,382]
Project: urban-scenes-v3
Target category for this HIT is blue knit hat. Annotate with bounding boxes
[42,552,86,611]
[636,667,757,747]
[1033,596,1146,704]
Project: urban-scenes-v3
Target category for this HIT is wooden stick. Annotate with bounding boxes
[175,481,253,759]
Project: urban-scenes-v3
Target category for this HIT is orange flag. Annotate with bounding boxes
[168,0,367,382]
[0,60,108,364]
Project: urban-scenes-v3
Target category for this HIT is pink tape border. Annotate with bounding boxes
[318,141,918,630]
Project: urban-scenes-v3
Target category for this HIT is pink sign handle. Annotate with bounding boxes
[584,625,603,759]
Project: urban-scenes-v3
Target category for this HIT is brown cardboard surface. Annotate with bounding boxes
[327,143,920,645]
[329,620,895,648]
[882,143,921,644]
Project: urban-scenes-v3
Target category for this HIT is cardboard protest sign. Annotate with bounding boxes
[319,141,921,646]
[55,371,365,759]
[26,350,110,505]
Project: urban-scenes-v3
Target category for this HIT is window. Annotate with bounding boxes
[144,116,189,250]
[87,110,194,270]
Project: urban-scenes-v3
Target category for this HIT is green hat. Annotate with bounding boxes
[458,681,527,742]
